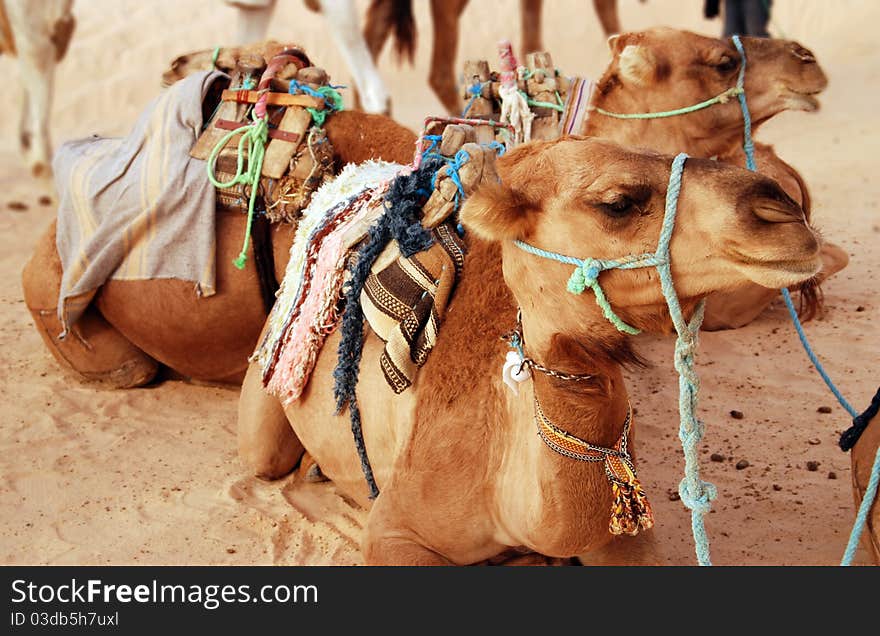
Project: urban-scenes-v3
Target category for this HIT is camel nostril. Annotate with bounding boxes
[791,43,816,63]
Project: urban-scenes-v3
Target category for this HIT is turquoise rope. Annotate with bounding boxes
[515,154,716,565]
[779,288,858,418]
[842,446,880,565]
[728,35,877,564]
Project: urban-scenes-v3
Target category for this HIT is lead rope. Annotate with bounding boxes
[727,35,880,565]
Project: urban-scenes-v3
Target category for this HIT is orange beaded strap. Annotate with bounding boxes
[534,399,654,536]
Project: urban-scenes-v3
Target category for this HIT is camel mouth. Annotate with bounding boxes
[730,252,822,288]
[781,86,823,112]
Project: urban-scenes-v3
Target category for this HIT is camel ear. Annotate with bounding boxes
[607,34,622,53]
[459,181,537,241]
[617,44,656,86]
[460,143,554,241]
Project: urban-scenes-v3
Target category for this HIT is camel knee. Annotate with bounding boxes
[22,223,158,387]
[238,363,304,479]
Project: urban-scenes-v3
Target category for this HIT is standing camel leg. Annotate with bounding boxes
[321,0,390,114]
[520,0,543,54]
[238,362,305,480]
[363,0,395,60]
[228,0,277,44]
[21,221,159,388]
[593,0,621,36]
[428,0,468,115]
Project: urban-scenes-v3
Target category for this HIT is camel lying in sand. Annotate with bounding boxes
[237,137,821,564]
[20,29,837,388]
[22,111,416,388]
[0,0,75,177]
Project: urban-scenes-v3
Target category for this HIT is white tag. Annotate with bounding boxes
[502,350,531,395]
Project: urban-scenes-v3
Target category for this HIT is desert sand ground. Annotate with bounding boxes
[0,0,877,565]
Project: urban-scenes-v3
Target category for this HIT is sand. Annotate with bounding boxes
[0,0,876,565]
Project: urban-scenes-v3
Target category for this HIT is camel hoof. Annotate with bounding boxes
[30,162,52,179]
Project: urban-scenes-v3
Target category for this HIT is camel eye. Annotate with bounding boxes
[715,55,738,73]
[599,196,637,218]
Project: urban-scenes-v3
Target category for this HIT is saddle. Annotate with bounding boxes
[191,46,338,225]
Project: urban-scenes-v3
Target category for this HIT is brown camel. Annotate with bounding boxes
[363,0,623,114]
[237,136,821,564]
[583,28,845,329]
[20,28,837,389]
[21,110,417,388]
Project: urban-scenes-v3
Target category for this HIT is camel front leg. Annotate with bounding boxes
[520,0,543,54]
[429,0,468,115]
[238,361,305,480]
[593,0,621,36]
[363,495,454,565]
[321,0,390,114]
[14,36,53,177]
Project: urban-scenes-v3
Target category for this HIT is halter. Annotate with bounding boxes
[513,153,716,564]
[594,35,755,171]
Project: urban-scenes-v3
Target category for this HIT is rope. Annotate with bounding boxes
[211,46,220,68]
[595,86,743,120]
[728,35,878,564]
[515,153,716,564]
[842,445,880,565]
[288,79,344,128]
[206,112,269,269]
[461,81,488,117]
[779,288,857,417]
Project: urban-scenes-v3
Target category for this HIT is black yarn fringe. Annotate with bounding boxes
[839,386,880,452]
[332,158,442,498]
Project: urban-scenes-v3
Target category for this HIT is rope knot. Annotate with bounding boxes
[678,479,717,514]
[567,259,600,294]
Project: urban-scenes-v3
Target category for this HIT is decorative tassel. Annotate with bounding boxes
[608,478,654,536]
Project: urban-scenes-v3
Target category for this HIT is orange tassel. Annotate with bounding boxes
[608,479,654,536]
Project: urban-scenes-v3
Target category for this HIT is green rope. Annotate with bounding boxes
[521,89,565,112]
[206,112,269,269]
[306,85,344,127]
[595,86,743,119]
[211,46,221,68]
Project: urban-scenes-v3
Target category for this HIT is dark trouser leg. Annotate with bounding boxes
[744,0,771,37]
[722,0,746,37]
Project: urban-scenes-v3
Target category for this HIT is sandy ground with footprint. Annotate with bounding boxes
[0,0,877,565]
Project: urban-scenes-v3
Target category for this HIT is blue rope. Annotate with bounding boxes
[731,36,756,171]
[461,81,488,117]
[842,446,880,565]
[731,35,878,564]
[780,288,858,417]
[515,154,716,565]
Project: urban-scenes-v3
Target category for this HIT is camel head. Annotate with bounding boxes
[461,137,821,339]
[593,27,827,156]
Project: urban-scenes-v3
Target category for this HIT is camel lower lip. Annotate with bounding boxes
[783,89,822,111]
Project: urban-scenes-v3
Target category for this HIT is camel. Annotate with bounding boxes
[228,0,391,114]
[237,136,822,564]
[363,0,623,114]
[583,28,846,329]
[0,0,75,177]
[21,28,838,389]
[21,110,417,388]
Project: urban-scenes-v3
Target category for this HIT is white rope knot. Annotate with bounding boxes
[678,479,717,514]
